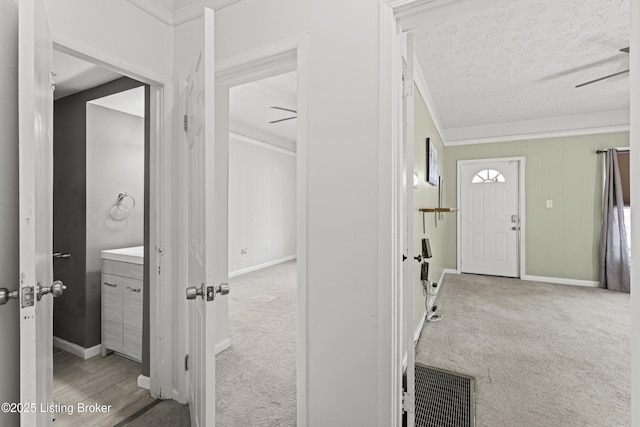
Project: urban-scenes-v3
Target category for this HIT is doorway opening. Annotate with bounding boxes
[216,68,299,425]
[51,49,153,426]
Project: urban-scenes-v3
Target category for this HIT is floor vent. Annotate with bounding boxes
[414,363,475,427]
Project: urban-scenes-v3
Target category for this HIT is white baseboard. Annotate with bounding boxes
[53,336,101,360]
[228,255,297,278]
[137,375,150,390]
[215,337,232,355]
[414,268,456,344]
[522,275,600,288]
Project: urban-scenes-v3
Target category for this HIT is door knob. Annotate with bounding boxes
[37,280,66,301]
[414,255,422,262]
[186,284,205,300]
[216,283,230,296]
[186,283,230,301]
[0,288,19,305]
[511,226,520,231]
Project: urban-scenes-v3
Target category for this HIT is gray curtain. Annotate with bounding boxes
[599,148,630,292]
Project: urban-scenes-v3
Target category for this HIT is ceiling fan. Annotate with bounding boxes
[269,106,297,124]
[575,47,629,88]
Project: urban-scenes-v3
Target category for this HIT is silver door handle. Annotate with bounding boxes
[53,252,71,259]
[186,283,230,301]
[216,283,230,296]
[126,286,141,293]
[186,284,205,300]
[511,226,520,230]
[0,287,19,305]
[104,282,118,288]
[37,280,66,301]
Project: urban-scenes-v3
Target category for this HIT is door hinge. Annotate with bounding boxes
[185,354,189,371]
[183,114,189,132]
[402,74,413,98]
[402,391,414,413]
[50,72,56,93]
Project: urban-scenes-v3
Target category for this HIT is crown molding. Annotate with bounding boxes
[412,53,446,144]
[127,0,173,25]
[393,0,502,31]
[444,110,630,146]
[172,1,206,25]
[127,0,244,26]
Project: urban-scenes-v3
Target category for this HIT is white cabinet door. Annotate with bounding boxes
[123,282,143,361]
[101,274,124,349]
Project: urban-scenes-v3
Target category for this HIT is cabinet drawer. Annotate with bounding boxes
[101,259,143,280]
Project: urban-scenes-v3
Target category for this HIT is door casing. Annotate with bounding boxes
[51,40,174,398]
[456,157,526,278]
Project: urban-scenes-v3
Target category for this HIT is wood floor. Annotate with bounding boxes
[52,348,154,427]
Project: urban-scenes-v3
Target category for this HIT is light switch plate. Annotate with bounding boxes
[546,200,553,208]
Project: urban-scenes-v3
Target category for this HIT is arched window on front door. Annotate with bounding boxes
[471,169,506,184]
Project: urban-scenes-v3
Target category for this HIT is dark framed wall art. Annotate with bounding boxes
[426,138,438,186]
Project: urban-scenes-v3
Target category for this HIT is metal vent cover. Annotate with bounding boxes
[415,363,476,427]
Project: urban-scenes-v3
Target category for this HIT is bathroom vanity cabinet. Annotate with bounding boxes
[100,246,144,362]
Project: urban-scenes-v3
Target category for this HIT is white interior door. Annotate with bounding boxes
[402,34,415,427]
[18,0,60,425]
[184,8,220,427]
[460,160,520,277]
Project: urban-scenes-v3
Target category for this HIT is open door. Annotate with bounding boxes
[401,33,416,427]
[183,8,226,427]
[18,0,65,425]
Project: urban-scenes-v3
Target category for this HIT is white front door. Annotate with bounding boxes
[459,160,521,277]
[183,8,221,427]
[18,0,63,425]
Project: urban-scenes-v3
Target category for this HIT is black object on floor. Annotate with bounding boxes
[415,363,475,427]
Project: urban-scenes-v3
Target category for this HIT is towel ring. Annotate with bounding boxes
[116,192,136,212]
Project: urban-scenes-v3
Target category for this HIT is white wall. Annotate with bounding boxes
[86,103,145,273]
[216,1,397,425]
[228,133,296,275]
[43,0,173,81]
[0,1,20,425]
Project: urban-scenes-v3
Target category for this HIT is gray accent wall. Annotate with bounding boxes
[0,1,20,425]
[53,77,147,350]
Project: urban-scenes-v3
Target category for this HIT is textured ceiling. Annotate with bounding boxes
[413,0,630,134]
[229,71,297,150]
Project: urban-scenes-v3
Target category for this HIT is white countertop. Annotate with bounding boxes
[101,246,144,265]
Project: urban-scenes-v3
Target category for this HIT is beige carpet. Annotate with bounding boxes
[216,260,297,427]
[416,273,630,427]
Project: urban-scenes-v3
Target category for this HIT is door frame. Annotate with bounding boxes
[51,39,174,398]
[456,157,526,278]
[173,34,310,423]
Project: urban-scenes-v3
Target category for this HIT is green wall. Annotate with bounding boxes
[413,87,447,329]
[443,132,630,282]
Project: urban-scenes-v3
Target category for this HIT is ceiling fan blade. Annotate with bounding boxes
[269,116,297,124]
[271,106,297,113]
[575,69,629,88]
[620,47,630,53]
